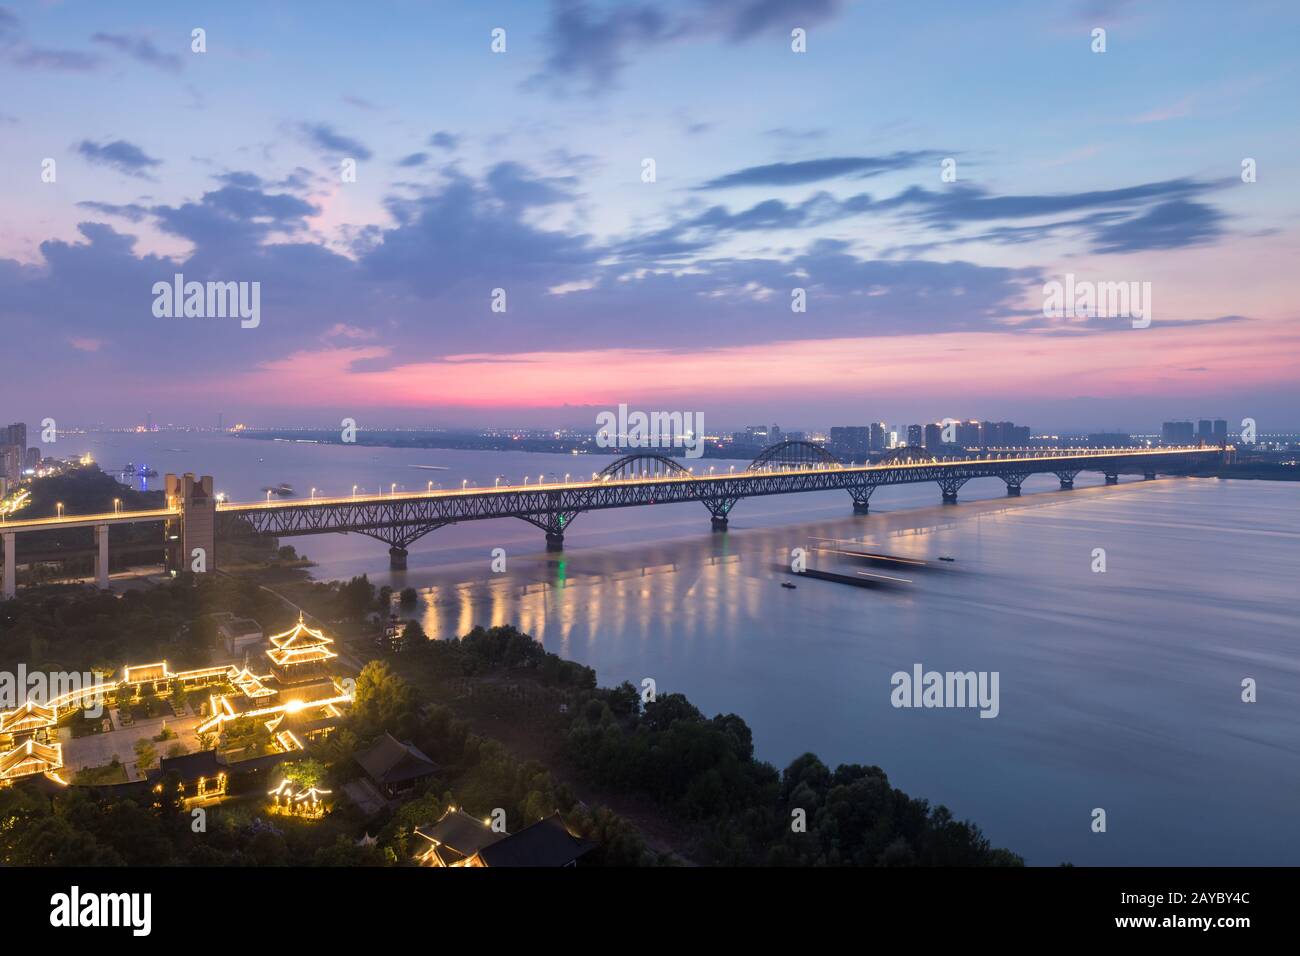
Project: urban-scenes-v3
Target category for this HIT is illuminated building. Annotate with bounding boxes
[413,807,596,867]
[197,614,351,745]
[413,807,506,866]
[155,750,228,804]
[0,701,64,785]
[461,814,595,867]
[0,738,64,784]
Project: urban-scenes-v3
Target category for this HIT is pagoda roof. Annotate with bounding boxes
[354,733,439,787]
[268,614,333,651]
[230,668,275,698]
[267,644,338,668]
[414,808,506,863]
[471,814,595,868]
[0,739,63,780]
[0,700,57,734]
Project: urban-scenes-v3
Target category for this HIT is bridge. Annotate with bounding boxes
[0,444,1226,595]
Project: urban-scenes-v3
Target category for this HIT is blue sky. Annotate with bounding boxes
[1,0,1297,431]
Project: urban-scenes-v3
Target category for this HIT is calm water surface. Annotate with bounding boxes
[69,432,1300,865]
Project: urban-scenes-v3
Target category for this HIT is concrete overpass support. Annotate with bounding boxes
[95,524,109,589]
[389,546,408,570]
[2,533,13,600]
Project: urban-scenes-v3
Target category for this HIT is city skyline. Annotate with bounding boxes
[3,1,1298,430]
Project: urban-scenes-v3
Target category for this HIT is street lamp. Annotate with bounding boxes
[390,482,397,496]
[266,490,272,502]
[428,481,434,492]
[352,484,358,498]
[310,487,317,500]
[113,498,121,514]
[57,502,64,518]
[462,479,468,490]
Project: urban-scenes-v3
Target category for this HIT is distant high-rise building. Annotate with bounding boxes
[830,426,871,457]
[24,447,40,470]
[907,424,923,447]
[0,444,21,484]
[869,422,887,452]
[770,424,782,443]
[1213,419,1228,444]
[1162,421,1195,443]
[923,423,944,449]
[957,420,982,446]
[1197,419,1213,440]
[3,423,25,454]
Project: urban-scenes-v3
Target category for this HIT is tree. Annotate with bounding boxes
[399,587,418,605]
[401,620,427,647]
[280,758,327,790]
[352,660,419,735]
[133,737,157,771]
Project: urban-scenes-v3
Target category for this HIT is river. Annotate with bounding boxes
[62,431,1300,865]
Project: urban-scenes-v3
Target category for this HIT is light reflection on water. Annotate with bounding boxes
[77,432,1300,865]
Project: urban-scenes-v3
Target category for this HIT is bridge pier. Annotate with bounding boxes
[1005,485,1021,496]
[852,501,870,514]
[1143,471,1157,481]
[937,477,967,504]
[1055,470,1080,490]
[545,532,565,551]
[710,515,729,531]
[2,533,13,600]
[95,524,109,589]
[1105,473,1119,485]
[388,546,408,571]
[164,473,216,575]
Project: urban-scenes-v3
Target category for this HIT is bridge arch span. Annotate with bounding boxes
[598,453,694,481]
[748,440,839,470]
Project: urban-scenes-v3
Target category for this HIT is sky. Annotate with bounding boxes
[0,0,1297,434]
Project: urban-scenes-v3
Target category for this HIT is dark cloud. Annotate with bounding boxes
[150,186,319,249]
[91,32,182,72]
[297,122,372,160]
[0,7,103,71]
[76,139,163,178]
[396,152,430,168]
[699,152,941,189]
[75,200,150,222]
[428,131,459,150]
[1088,199,1225,254]
[535,0,845,92]
[12,46,101,71]
[215,171,265,189]
[485,162,578,207]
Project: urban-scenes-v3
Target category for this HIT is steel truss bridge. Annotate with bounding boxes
[213,442,1224,567]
